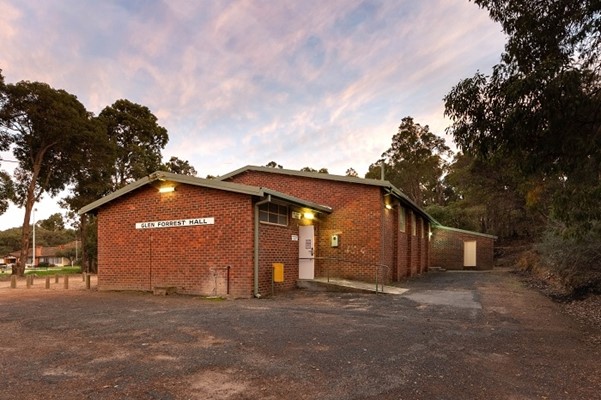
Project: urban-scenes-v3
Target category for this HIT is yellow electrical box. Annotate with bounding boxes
[273,263,284,282]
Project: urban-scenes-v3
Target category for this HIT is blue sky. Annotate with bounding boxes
[0,0,506,229]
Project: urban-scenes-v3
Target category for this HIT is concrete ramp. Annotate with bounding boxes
[297,277,409,295]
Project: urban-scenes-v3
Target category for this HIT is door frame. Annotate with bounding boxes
[298,225,315,279]
[463,240,477,268]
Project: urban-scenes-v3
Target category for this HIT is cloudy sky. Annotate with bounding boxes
[0,0,506,229]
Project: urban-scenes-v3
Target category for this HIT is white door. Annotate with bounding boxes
[464,241,477,267]
[299,225,315,279]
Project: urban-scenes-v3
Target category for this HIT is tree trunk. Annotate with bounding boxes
[80,213,88,273]
[17,152,44,276]
[17,199,33,277]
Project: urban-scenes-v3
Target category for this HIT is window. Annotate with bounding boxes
[399,207,406,232]
[411,212,416,236]
[259,203,289,226]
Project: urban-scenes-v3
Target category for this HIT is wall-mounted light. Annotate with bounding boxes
[385,204,393,210]
[303,211,315,220]
[158,186,175,193]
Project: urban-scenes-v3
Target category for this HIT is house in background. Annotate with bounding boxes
[5,241,79,267]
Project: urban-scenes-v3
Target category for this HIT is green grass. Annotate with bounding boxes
[25,266,82,276]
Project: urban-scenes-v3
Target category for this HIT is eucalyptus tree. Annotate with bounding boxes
[0,79,105,275]
[98,99,169,190]
[366,117,452,206]
[444,0,601,237]
[161,156,197,176]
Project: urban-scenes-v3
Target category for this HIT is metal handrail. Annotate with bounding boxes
[300,257,390,294]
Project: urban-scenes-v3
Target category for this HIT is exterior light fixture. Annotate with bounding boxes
[158,186,175,193]
[303,212,315,220]
[385,204,393,210]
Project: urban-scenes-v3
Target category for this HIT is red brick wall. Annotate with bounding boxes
[224,171,438,282]
[381,204,396,282]
[430,228,495,270]
[97,184,255,297]
[257,211,313,295]
[396,206,410,279]
[226,171,387,282]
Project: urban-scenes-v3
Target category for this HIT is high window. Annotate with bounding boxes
[259,203,289,226]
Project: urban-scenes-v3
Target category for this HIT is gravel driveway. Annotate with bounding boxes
[0,269,599,399]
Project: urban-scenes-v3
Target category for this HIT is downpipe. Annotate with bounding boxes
[254,195,271,298]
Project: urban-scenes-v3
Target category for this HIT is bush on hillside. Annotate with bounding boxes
[537,230,601,296]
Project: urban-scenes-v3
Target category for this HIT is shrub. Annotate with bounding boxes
[538,230,601,295]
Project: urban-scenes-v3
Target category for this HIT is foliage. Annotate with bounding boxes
[0,228,22,255]
[366,116,452,206]
[300,167,329,174]
[0,226,76,256]
[265,161,283,168]
[438,153,546,238]
[538,226,601,294]
[444,0,601,238]
[345,168,358,177]
[161,156,197,176]
[0,170,13,215]
[81,215,98,272]
[55,246,77,265]
[98,99,169,189]
[65,99,168,272]
[39,213,65,231]
[0,78,105,275]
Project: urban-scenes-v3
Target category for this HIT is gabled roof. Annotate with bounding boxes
[219,165,438,223]
[79,171,332,215]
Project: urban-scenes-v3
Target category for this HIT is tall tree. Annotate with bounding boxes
[300,167,329,174]
[265,161,283,169]
[161,156,197,176]
[0,80,105,275]
[0,70,14,215]
[345,168,359,177]
[99,99,169,189]
[429,153,546,238]
[366,117,452,206]
[66,99,168,271]
[61,136,115,273]
[444,0,600,237]
[39,213,65,232]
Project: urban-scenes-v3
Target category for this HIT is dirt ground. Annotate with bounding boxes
[0,269,599,400]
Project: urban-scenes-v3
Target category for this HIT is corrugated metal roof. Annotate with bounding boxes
[78,171,332,215]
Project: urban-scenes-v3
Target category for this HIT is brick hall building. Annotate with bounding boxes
[80,166,495,298]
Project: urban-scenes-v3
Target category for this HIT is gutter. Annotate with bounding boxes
[253,194,271,298]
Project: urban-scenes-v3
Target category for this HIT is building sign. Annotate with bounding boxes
[135,217,215,230]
